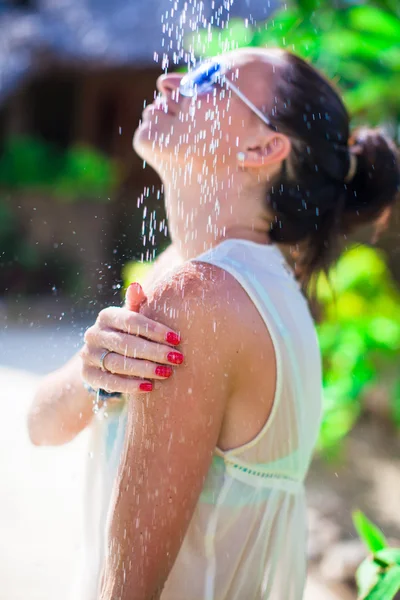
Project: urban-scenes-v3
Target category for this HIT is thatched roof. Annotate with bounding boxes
[0,0,278,104]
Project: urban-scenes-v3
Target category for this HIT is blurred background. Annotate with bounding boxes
[0,0,399,599]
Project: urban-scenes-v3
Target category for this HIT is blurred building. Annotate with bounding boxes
[0,0,277,303]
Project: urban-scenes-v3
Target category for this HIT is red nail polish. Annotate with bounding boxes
[155,366,173,378]
[167,351,184,365]
[139,382,153,392]
[166,331,181,345]
[128,282,143,293]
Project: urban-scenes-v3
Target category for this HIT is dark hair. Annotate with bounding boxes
[266,51,400,287]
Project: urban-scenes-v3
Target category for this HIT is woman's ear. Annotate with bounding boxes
[266,134,291,165]
[237,134,291,169]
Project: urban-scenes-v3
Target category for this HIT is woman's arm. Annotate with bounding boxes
[27,245,183,447]
[100,262,240,600]
[27,352,95,446]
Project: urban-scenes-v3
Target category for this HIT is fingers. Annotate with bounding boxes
[81,347,174,380]
[84,326,183,366]
[125,282,147,312]
[97,306,181,346]
[81,299,183,396]
[82,365,154,395]
[98,329,184,365]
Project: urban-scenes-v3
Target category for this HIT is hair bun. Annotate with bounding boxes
[344,127,400,221]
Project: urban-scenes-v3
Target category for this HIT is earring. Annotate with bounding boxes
[237,151,246,162]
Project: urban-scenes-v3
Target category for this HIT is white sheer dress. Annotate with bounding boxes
[71,239,322,600]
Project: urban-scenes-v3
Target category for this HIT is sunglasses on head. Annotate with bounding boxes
[179,60,272,129]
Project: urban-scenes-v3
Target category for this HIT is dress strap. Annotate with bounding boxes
[193,246,285,455]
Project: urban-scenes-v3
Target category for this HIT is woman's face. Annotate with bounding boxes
[133,49,284,173]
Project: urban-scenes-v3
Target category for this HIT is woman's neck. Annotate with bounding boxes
[170,225,271,262]
[162,174,271,261]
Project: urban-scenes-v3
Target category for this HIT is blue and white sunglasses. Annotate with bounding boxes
[179,60,273,129]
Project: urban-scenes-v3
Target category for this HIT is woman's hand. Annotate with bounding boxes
[80,283,184,396]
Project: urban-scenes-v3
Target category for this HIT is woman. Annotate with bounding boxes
[28,48,399,599]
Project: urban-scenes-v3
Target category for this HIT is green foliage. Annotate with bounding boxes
[316,245,400,452]
[121,260,154,296]
[353,510,387,553]
[353,511,400,600]
[0,198,40,270]
[0,136,120,201]
[185,1,400,124]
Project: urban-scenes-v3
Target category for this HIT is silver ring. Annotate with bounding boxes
[100,350,112,373]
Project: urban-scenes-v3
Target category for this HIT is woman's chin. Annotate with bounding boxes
[132,127,156,162]
[133,125,149,153]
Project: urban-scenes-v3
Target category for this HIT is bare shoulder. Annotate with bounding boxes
[140,258,276,450]
[141,258,265,383]
[142,259,246,338]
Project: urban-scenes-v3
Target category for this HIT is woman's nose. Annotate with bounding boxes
[156,73,182,100]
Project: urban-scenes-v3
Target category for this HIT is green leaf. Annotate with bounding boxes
[322,29,390,62]
[353,511,388,553]
[0,136,119,200]
[284,24,320,58]
[348,6,400,41]
[356,557,381,600]
[367,318,400,350]
[327,246,388,295]
[363,566,400,600]
[184,29,221,58]
[251,9,300,47]
[344,76,398,115]
[318,404,359,451]
[380,47,400,72]
[296,0,321,16]
[185,19,253,57]
[122,261,153,293]
[389,381,400,428]
[375,548,400,567]
[334,59,372,84]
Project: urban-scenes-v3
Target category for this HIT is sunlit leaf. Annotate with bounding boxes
[344,77,394,114]
[122,261,153,294]
[185,19,254,57]
[322,30,390,62]
[262,9,300,36]
[375,548,400,567]
[316,322,340,353]
[348,6,400,40]
[323,378,357,407]
[335,293,368,321]
[351,361,377,394]
[330,246,388,295]
[363,566,400,600]
[0,136,118,200]
[380,47,400,71]
[367,318,400,350]
[356,557,381,600]
[296,0,322,16]
[333,59,372,84]
[389,381,400,428]
[184,29,223,58]
[251,9,300,47]
[318,404,359,450]
[353,511,387,553]
[286,25,321,58]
